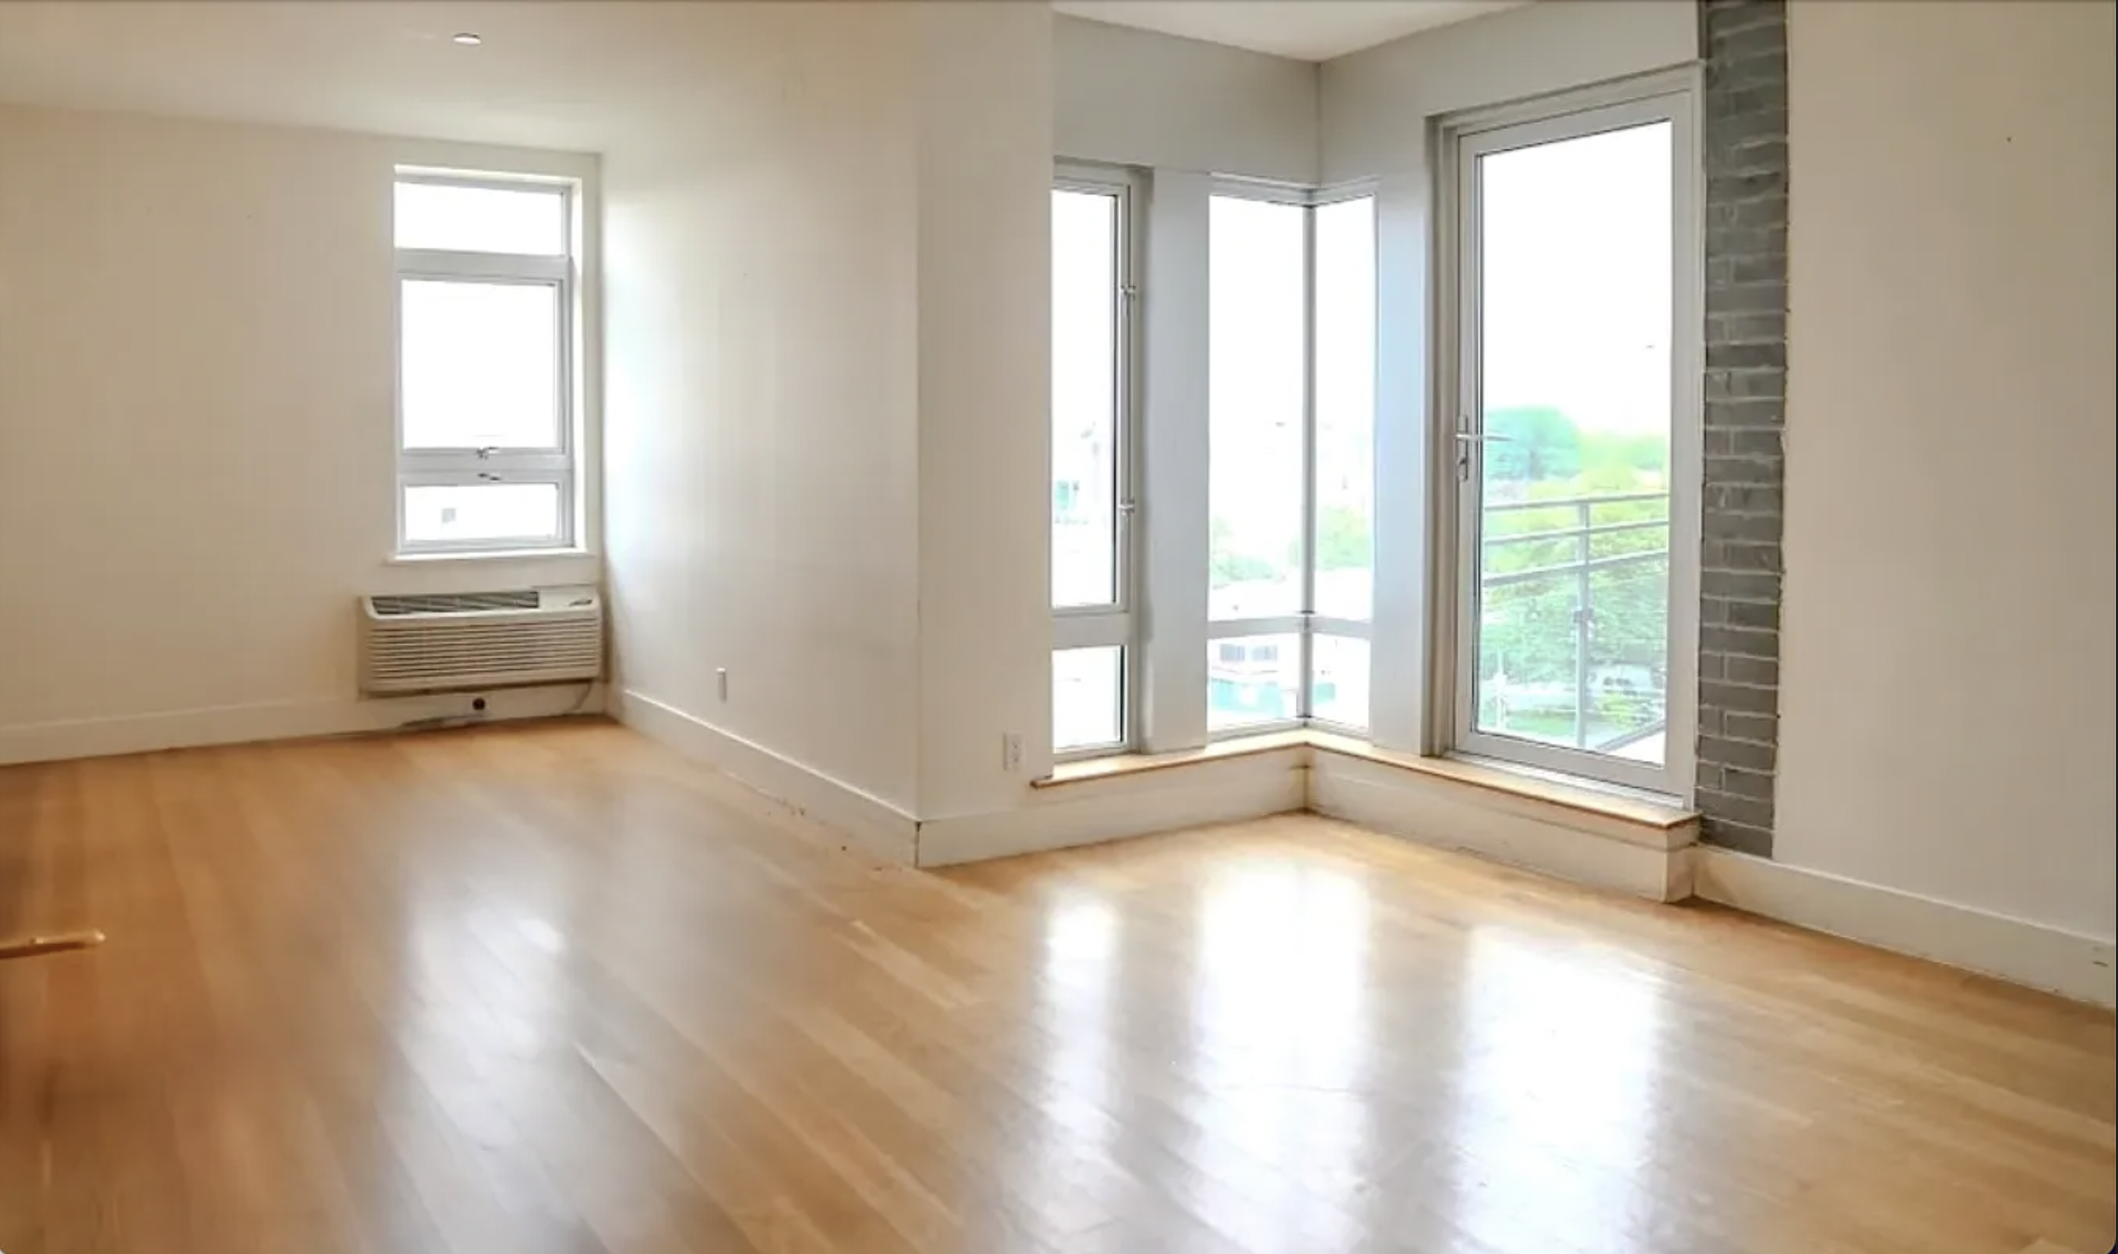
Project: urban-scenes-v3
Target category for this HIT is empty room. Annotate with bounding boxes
[1,1,2112,1252]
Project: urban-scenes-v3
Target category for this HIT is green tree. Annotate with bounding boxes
[1313,506,1371,571]
[1210,515,1276,587]
[1485,406,1583,483]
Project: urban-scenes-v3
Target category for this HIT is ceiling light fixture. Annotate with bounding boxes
[451,32,482,46]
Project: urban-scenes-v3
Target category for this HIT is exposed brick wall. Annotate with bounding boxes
[1696,0,1788,856]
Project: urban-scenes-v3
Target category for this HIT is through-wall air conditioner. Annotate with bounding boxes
[359,586,603,696]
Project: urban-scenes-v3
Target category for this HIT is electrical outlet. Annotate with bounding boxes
[716,668,729,702]
[1001,732,1024,773]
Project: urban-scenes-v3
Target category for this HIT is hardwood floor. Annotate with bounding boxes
[1,720,2111,1254]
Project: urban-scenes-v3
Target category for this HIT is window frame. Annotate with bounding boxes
[1051,163,1145,760]
[1433,72,1704,799]
[1206,179,1379,741]
[393,171,580,556]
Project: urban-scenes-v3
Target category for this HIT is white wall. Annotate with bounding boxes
[914,3,1056,819]
[1054,13,1316,183]
[605,2,1052,823]
[603,5,923,814]
[1776,0,2117,943]
[0,104,597,762]
[1320,0,1697,183]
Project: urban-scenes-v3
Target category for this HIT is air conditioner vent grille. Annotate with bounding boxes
[359,585,603,695]
[371,590,541,616]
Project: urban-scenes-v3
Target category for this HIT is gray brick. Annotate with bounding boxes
[1703,456,1781,487]
[1706,279,1787,315]
[1725,429,1784,458]
[1708,171,1789,203]
[1705,483,1782,514]
[1711,105,1789,146]
[1702,570,1780,602]
[1707,313,1787,345]
[1725,655,1780,686]
[1703,539,1782,573]
[1695,789,1774,830]
[1724,599,1781,631]
[1700,625,1778,659]
[1707,342,1787,371]
[1721,766,1777,801]
[1704,511,1782,542]
[1705,398,1784,429]
[1707,199,1790,233]
[1699,735,1777,773]
[1723,712,1779,743]
[1700,0,1787,860]
[1709,84,1788,121]
[1706,367,1785,400]
[1711,22,1787,61]
[1705,228,1788,264]
[1703,819,1774,856]
[1700,680,1779,715]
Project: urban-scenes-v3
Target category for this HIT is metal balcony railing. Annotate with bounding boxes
[1480,491,1669,754]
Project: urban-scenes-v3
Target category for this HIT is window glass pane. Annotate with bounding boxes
[401,280,560,450]
[1310,635,1370,731]
[1054,646,1123,752]
[1313,197,1375,621]
[395,181,566,254]
[1052,189,1121,608]
[1209,197,1305,621]
[1207,633,1300,732]
[1473,122,1672,764]
[405,483,562,547]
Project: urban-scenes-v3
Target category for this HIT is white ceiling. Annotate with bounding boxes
[0,1,1528,153]
[0,2,797,151]
[1051,0,1529,62]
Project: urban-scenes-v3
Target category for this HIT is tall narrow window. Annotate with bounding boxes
[1206,190,1375,736]
[1051,168,1138,757]
[1447,87,1698,795]
[395,175,577,553]
[1207,193,1306,733]
[1311,195,1376,732]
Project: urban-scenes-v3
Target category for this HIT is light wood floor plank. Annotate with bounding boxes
[1,719,2111,1254]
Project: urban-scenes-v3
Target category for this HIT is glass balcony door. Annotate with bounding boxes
[1450,89,1699,796]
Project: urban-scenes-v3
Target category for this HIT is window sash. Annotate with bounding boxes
[1051,162,1143,754]
[398,470,575,553]
[393,175,578,554]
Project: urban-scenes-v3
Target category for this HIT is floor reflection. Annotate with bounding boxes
[1452,929,1668,1252]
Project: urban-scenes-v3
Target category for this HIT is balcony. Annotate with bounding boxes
[1476,490,1670,764]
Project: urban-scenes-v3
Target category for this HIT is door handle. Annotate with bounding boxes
[1453,432,1513,443]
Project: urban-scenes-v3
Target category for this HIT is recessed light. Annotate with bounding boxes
[451,32,482,46]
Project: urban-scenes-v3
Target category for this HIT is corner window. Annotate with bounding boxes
[1207,187,1376,736]
[394,174,578,553]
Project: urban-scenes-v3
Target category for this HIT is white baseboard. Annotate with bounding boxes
[0,683,605,768]
[914,746,1307,868]
[616,689,919,866]
[1310,751,1693,901]
[1694,849,2116,1008]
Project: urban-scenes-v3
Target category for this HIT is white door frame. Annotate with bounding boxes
[1434,70,1703,800]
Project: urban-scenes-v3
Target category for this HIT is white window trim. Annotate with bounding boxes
[1432,69,1703,800]
[393,171,584,557]
[1053,162,1145,761]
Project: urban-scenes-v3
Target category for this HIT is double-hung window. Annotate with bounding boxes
[393,174,578,554]
[1050,166,1141,757]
